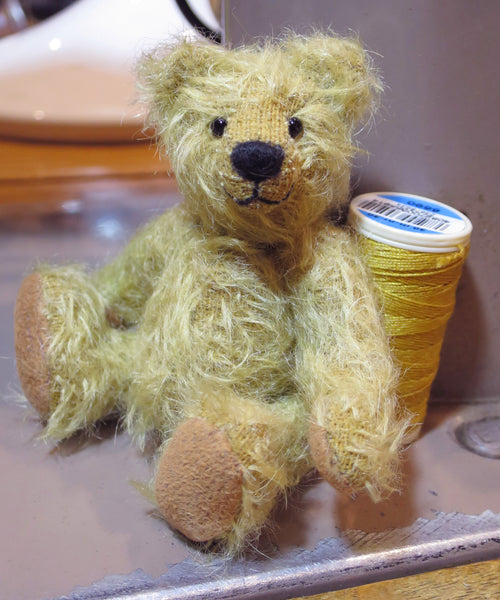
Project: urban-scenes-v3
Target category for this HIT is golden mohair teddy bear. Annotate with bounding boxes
[14,33,407,552]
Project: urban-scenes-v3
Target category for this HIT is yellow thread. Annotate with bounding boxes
[359,237,469,438]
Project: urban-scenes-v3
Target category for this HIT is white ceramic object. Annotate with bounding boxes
[0,0,221,141]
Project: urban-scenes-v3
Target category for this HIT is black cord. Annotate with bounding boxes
[174,0,221,44]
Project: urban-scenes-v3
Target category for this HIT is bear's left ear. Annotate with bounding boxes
[138,38,225,129]
[283,33,381,128]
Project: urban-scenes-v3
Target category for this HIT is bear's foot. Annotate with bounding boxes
[155,417,244,543]
[14,273,52,417]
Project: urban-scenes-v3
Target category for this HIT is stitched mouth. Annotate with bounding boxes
[225,184,294,207]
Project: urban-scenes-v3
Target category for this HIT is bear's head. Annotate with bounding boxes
[139,33,380,245]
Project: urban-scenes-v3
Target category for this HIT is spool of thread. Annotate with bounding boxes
[348,192,472,441]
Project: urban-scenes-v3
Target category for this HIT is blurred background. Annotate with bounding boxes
[0,0,221,140]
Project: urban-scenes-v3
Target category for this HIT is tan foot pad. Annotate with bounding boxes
[309,421,347,490]
[14,273,51,417]
[155,417,243,543]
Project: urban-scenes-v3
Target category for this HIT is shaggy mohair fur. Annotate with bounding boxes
[14,33,408,552]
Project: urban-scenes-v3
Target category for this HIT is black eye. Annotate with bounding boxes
[210,117,227,137]
[288,116,303,139]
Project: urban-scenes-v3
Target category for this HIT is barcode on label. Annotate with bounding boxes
[359,198,451,232]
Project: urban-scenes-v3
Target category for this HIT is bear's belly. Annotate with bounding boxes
[188,278,296,399]
[142,258,296,401]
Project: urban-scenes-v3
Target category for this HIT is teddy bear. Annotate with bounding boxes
[14,33,407,552]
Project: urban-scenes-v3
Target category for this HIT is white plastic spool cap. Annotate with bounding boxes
[348,192,473,253]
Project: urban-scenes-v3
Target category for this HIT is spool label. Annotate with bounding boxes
[357,193,465,235]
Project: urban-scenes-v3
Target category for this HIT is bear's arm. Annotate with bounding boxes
[293,226,405,498]
[92,206,188,326]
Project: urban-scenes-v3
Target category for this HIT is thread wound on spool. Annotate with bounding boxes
[349,193,472,440]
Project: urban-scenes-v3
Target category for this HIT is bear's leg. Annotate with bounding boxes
[154,389,312,550]
[14,267,132,440]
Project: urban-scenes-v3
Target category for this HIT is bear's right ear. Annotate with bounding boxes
[283,33,381,129]
[138,38,224,129]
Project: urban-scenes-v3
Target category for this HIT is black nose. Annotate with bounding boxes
[230,141,285,183]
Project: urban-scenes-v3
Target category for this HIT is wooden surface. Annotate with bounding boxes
[0,137,172,204]
[0,138,166,181]
[296,558,500,599]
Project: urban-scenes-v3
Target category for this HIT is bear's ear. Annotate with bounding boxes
[283,33,381,128]
[138,39,224,129]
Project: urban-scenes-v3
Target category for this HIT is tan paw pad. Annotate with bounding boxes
[14,273,52,417]
[308,421,350,491]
